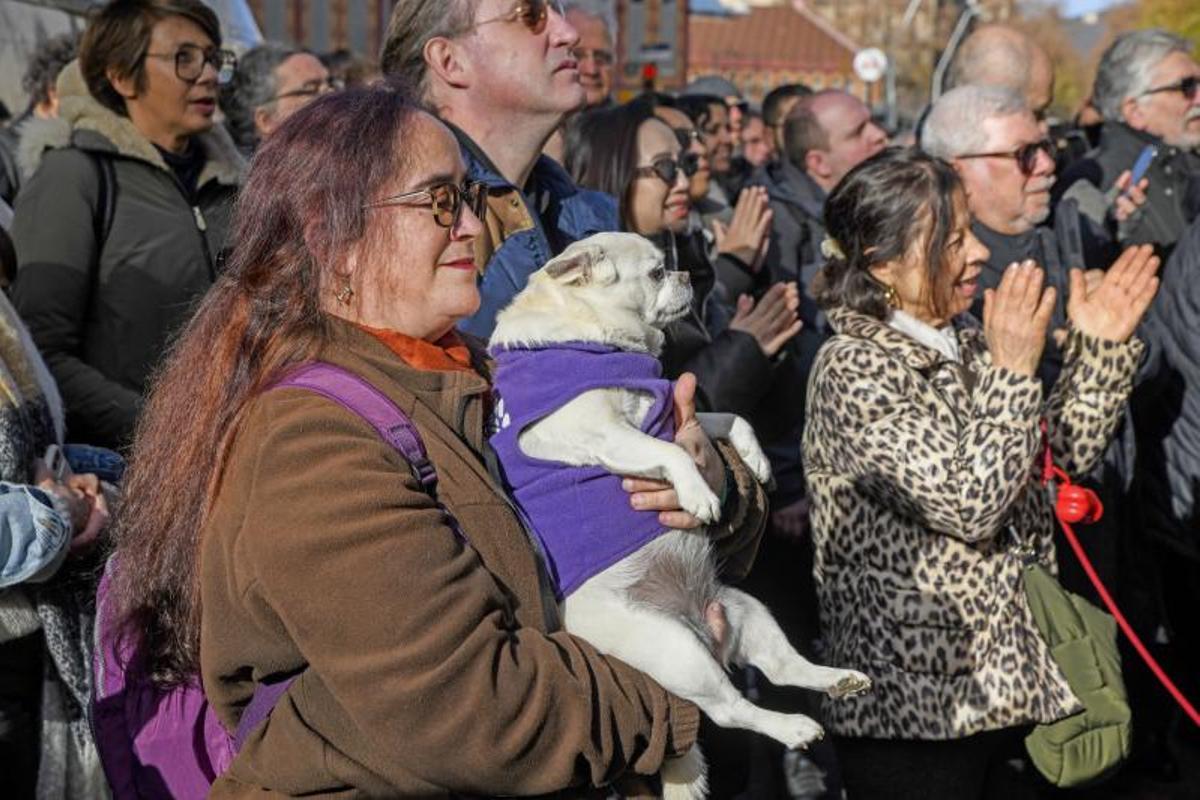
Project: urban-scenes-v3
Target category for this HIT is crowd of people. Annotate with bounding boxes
[0,0,1197,798]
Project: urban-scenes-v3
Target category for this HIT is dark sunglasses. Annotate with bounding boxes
[634,154,700,186]
[1142,75,1200,102]
[363,180,487,229]
[145,44,237,85]
[673,128,703,150]
[957,138,1058,176]
[474,0,564,35]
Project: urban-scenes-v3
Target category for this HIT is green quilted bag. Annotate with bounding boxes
[1022,562,1132,787]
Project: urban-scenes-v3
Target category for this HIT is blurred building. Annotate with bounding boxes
[688,1,863,105]
[803,0,1016,111]
[245,0,392,58]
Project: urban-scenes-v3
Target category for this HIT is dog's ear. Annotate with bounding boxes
[544,246,617,286]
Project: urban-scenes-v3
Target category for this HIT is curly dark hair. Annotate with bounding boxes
[813,147,966,321]
[21,32,81,112]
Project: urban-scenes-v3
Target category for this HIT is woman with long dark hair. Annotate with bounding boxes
[803,148,1159,798]
[108,84,766,797]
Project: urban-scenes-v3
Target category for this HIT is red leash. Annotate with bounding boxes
[1039,421,1200,727]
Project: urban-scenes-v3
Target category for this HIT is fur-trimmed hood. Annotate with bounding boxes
[17,61,243,187]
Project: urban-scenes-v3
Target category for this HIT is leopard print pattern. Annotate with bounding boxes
[803,306,1142,739]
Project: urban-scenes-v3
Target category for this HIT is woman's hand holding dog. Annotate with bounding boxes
[622,373,725,530]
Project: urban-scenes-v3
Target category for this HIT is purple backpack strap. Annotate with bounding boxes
[272,361,438,491]
[234,361,459,750]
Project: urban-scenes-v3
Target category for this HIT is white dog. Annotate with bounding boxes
[488,232,870,799]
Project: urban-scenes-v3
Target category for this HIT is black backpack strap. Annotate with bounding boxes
[0,132,19,202]
[89,151,117,251]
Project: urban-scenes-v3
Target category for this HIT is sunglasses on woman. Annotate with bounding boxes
[474,0,565,35]
[363,180,488,229]
[673,128,703,151]
[634,153,700,186]
[1141,75,1200,102]
[956,138,1058,177]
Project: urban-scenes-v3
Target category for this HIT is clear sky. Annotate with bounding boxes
[1060,0,1126,17]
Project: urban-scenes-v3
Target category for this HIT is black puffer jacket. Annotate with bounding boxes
[1135,217,1200,562]
[10,64,242,449]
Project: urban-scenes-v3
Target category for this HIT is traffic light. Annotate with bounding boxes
[641,63,658,92]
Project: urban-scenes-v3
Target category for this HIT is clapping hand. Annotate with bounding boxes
[1067,244,1160,343]
[729,282,803,357]
[714,186,773,273]
[983,260,1057,377]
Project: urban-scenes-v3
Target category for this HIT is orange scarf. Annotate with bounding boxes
[357,323,476,374]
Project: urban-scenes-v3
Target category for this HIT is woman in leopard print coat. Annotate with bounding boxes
[801,151,1160,798]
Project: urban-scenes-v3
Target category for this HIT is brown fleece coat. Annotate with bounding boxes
[200,317,767,797]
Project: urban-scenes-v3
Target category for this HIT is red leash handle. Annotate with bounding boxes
[1039,421,1200,727]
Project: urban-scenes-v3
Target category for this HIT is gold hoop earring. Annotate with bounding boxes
[336,283,354,305]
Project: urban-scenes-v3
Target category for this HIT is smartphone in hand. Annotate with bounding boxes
[1128,145,1157,188]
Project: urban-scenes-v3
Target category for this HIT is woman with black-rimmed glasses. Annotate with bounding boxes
[566,98,805,442]
[10,0,243,452]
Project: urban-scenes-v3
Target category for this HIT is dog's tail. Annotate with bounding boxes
[661,746,708,800]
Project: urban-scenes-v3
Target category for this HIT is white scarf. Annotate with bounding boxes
[887,309,961,364]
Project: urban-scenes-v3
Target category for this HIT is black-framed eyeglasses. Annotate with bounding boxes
[1141,75,1200,102]
[145,44,236,85]
[673,128,702,150]
[474,0,565,35]
[956,138,1057,177]
[272,77,344,102]
[363,180,487,229]
[634,154,700,186]
[571,46,614,67]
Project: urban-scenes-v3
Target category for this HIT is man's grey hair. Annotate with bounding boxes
[943,25,1031,97]
[219,43,301,151]
[380,0,480,100]
[1093,29,1193,122]
[922,85,1028,160]
[562,0,618,48]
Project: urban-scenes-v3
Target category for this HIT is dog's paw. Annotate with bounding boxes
[776,715,825,750]
[674,475,722,524]
[725,417,773,485]
[826,670,872,699]
[741,447,772,485]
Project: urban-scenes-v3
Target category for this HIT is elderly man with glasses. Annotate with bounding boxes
[1057,29,1200,259]
[924,85,1150,381]
[220,43,339,155]
[563,0,615,109]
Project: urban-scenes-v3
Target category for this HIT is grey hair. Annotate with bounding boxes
[922,85,1028,160]
[562,0,618,49]
[219,43,301,151]
[380,0,480,100]
[1093,29,1193,122]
